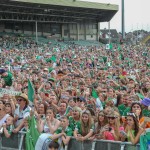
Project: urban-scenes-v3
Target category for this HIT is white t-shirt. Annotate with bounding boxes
[0,114,10,127]
[14,105,31,127]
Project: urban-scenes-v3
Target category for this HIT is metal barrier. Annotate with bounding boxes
[0,132,25,150]
[0,133,140,150]
[67,138,140,150]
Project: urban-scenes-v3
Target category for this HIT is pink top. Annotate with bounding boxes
[104,126,124,141]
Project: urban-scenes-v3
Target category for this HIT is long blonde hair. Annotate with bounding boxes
[81,110,93,136]
[96,111,108,134]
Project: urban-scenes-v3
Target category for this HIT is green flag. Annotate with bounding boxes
[28,79,35,103]
[92,88,98,98]
[51,55,57,62]
[30,116,40,146]
[25,129,34,150]
[25,116,40,150]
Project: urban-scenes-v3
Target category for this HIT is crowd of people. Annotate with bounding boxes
[0,34,150,150]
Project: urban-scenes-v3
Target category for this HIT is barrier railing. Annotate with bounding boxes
[0,131,25,150]
[0,133,140,150]
[67,138,140,150]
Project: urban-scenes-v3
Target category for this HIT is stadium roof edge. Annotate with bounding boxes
[11,0,118,11]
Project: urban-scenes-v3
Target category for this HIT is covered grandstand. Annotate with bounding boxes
[0,0,118,41]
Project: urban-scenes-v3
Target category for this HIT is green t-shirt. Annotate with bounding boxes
[2,72,13,86]
[118,104,127,116]
[142,109,150,117]
[123,107,131,116]
[68,116,80,131]
[75,122,94,135]
[55,126,73,137]
[127,130,135,142]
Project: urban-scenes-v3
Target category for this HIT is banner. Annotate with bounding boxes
[0,88,21,97]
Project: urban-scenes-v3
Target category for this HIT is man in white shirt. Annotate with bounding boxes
[13,93,31,133]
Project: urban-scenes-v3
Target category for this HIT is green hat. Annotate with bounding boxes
[48,78,55,82]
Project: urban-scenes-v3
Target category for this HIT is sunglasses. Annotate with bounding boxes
[108,117,116,120]
[17,99,24,102]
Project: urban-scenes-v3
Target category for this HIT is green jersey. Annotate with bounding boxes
[68,116,80,131]
[55,126,73,137]
[2,72,13,86]
[75,122,94,136]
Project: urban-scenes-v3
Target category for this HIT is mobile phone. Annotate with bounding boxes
[109,127,112,131]
[120,131,127,137]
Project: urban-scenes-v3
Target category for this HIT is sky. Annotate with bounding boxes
[81,0,150,32]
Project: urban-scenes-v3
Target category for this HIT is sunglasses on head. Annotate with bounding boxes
[127,112,136,118]
[132,101,141,104]
[82,110,91,114]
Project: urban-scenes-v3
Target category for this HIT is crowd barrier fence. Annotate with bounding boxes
[0,133,140,150]
[0,132,25,150]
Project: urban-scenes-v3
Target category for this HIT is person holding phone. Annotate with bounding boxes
[102,110,124,141]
